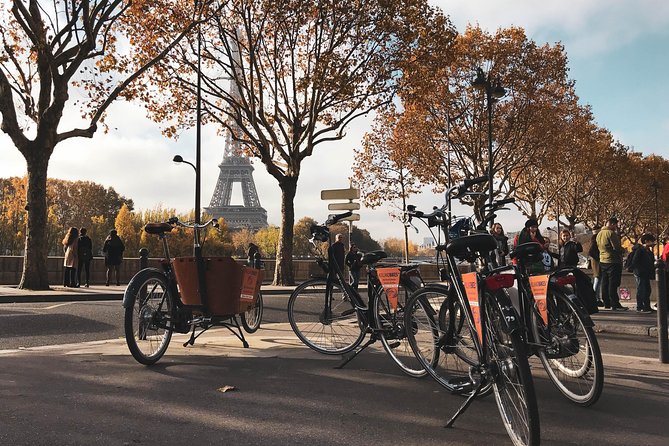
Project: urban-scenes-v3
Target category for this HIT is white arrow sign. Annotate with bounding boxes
[328,202,361,211]
[321,188,360,200]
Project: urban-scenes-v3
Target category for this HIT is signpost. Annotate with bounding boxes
[321,186,361,247]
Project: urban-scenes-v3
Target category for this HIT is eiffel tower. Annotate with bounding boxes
[205,133,268,230]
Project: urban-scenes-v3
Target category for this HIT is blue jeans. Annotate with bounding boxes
[634,274,651,310]
[350,269,360,290]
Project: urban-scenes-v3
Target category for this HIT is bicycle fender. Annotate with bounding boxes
[122,268,164,308]
[490,289,522,334]
[565,293,594,327]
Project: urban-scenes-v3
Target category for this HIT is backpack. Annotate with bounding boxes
[624,247,636,272]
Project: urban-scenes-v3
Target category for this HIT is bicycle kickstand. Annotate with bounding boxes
[444,381,483,428]
[335,334,377,369]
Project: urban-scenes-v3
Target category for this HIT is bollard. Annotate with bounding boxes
[655,259,668,363]
[139,248,149,270]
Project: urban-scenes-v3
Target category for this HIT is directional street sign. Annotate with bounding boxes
[327,202,361,211]
[320,188,360,200]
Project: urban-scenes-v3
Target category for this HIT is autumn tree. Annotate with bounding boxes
[254,225,280,257]
[395,26,577,221]
[0,0,204,289]
[139,0,454,285]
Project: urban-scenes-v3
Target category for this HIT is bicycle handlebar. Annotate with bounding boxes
[168,217,219,230]
[325,211,352,226]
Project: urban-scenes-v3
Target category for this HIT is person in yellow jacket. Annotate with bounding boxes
[596,217,627,310]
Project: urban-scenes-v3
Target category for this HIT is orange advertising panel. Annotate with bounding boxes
[462,272,482,343]
[377,267,401,311]
[529,275,550,325]
[240,267,261,302]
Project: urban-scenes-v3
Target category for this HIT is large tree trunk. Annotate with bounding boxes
[18,152,51,290]
[273,177,297,285]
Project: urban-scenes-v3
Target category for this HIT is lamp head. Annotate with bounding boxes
[173,155,184,163]
[471,67,486,90]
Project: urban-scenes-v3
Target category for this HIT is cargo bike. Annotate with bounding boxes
[123,217,264,365]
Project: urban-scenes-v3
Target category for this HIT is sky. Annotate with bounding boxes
[1,0,668,245]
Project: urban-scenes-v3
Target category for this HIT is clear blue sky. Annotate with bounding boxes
[1,0,667,243]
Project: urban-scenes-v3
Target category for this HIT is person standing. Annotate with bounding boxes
[589,231,604,306]
[345,244,363,289]
[514,218,549,274]
[490,223,509,267]
[559,229,583,267]
[62,227,79,287]
[630,234,656,313]
[103,229,125,286]
[247,243,262,269]
[77,227,93,287]
[596,217,627,310]
[331,233,346,274]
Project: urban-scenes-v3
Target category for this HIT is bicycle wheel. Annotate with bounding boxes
[531,285,604,406]
[241,291,263,333]
[373,282,427,377]
[404,285,476,390]
[484,290,540,446]
[288,278,365,355]
[124,269,175,365]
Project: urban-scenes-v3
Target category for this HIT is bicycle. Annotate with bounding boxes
[287,211,429,377]
[509,242,604,406]
[122,217,263,365]
[403,178,540,446]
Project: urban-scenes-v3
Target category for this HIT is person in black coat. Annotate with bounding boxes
[630,233,656,313]
[559,229,583,267]
[77,227,93,287]
[490,223,509,267]
[103,229,125,286]
[330,233,346,274]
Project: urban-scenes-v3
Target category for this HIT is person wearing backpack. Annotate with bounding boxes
[629,234,656,313]
[596,217,627,310]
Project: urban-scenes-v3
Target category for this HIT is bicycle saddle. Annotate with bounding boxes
[509,242,544,261]
[360,250,388,265]
[144,222,173,235]
[446,233,497,259]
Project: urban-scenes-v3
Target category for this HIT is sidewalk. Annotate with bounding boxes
[0,284,665,338]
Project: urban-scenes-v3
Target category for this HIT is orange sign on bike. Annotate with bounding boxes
[462,272,482,343]
[529,275,550,325]
[240,267,261,303]
[377,267,401,311]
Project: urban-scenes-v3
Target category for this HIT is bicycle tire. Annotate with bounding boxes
[124,269,175,365]
[241,291,263,333]
[373,282,427,377]
[530,284,604,406]
[288,278,365,355]
[404,285,475,391]
[484,289,540,446]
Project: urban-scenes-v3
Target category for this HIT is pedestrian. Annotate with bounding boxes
[490,223,509,267]
[559,229,583,267]
[629,233,656,313]
[345,243,363,289]
[247,243,262,269]
[62,227,79,287]
[514,218,549,274]
[589,231,604,306]
[331,233,346,274]
[103,229,125,286]
[596,217,627,310]
[77,227,93,287]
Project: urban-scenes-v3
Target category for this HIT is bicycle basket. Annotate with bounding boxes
[449,217,473,240]
[173,257,263,316]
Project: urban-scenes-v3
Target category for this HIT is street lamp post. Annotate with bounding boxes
[472,67,505,221]
[652,180,660,251]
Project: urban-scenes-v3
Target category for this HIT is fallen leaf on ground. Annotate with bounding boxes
[217,385,238,393]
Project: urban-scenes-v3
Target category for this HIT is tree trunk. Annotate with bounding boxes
[273,178,297,285]
[18,153,51,290]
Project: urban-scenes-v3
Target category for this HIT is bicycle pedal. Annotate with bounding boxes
[388,341,401,349]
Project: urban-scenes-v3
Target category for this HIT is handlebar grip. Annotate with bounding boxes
[168,217,179,225]
[463,176,489,188]
[326,211,353,225]
[495,198,515,206]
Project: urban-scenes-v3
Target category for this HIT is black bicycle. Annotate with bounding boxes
[403,178,540,446]
[122,217,263,365]
[510,242,604,406]
[287,211,429,377]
